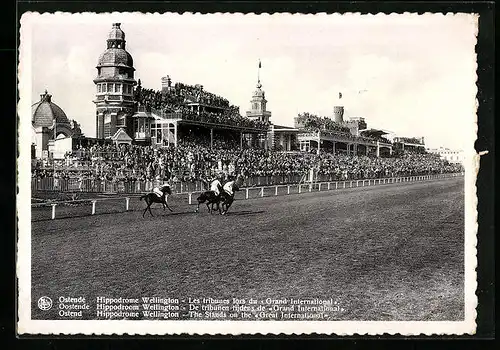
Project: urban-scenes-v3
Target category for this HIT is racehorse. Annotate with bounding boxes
[220,174,245,215]
[139,184,173,218]
[195,190,223,214]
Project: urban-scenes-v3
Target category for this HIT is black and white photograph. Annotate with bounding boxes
[17,12,478,335]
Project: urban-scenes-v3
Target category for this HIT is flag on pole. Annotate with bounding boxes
[339,92,342,99]
[259,60,261,68]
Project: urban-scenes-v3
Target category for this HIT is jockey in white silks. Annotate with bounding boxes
[210,178,223,196]
[153,183,170,199]
[224,174,244,196]
[223,180,236,196]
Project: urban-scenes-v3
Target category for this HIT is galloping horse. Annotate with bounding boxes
[195,190,223,214]
[139,184,173,217]
[220,174,245,215]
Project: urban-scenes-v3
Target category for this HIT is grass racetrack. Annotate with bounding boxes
[31,177,464,321]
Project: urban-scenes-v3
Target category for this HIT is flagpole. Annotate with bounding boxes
[258,59,261,84]
[53,118,56,174]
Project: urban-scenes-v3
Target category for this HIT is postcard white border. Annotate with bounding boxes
[17,12,479,335]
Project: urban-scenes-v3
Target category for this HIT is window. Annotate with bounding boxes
[108,83,113,92]
[115,84,121,93]
[102,84,107,93]
[104,124,111,138]
[97,84,101,93]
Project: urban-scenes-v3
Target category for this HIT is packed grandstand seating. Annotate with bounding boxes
[295,112,351,133]
[135,84,269,130]
[32,137,464,186]
[396,137,424,145]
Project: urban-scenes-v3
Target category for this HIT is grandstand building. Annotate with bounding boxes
[90,24,269,148]
[85,23,409,158]
[294,104,393,157]
[393,136,426,153]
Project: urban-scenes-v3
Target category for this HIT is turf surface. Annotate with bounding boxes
[31,177,464,321]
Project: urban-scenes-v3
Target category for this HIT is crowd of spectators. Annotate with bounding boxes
[32,136,464,186]
[395,137,424,145]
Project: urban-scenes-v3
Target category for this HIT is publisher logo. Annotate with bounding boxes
[37,296,52,311]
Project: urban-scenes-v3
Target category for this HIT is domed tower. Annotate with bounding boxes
[31,90,76,158]
[93,23,137,139]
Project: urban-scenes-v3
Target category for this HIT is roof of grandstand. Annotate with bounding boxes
[360,129,390,138]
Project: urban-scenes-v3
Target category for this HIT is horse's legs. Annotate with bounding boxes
[164,196,173,212]
[195,201,201,213]
[222,198,233,215]
[164,203,173,212]
[142,198,150,218]
[147,202,154,216]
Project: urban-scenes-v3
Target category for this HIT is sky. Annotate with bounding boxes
[25,13,478,150]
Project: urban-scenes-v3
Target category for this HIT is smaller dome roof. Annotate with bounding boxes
[97,48,134,68]
[32,91,71,127]
[108,23,125,41]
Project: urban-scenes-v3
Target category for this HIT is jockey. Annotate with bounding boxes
[223,180,237,197]
[210,175,223,197]
[153,182,170,199]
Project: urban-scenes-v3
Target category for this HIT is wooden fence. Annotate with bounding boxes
[32,172,463,220]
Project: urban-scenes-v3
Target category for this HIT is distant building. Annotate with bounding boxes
[427,147,464,164]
